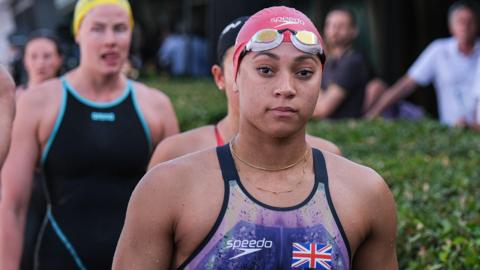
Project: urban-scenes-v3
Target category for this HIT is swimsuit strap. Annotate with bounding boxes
[214,125,225,146]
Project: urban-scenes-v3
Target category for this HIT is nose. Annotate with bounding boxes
[104,29,117,46]
[34,57,46,69]
[273,73,296,98]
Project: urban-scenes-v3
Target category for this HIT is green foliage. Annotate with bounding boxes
[144,77,227,131]
[308,120,480,269]
[146,77,480,269]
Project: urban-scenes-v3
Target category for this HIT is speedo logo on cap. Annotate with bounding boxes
[271,17,305,27]
[225,238,273,260]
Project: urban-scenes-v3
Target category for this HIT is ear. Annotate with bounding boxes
[233,78,239,93]
[211,64,225,91]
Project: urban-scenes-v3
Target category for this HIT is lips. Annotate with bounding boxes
[269,106,298,117]
[271,106,298,112]
[101,52,120,65]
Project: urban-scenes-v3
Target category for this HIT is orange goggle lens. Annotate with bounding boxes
[295,30,318,45]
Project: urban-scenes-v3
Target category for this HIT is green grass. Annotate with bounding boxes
[308,120,480,269]
[144,76,226,131]
[145,77,480,269]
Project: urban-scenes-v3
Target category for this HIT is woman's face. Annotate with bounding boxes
[76,4,132,76]
[24,38,62,84]
[235,42,323,138]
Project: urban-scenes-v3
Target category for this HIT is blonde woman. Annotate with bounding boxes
[0,1,179,269]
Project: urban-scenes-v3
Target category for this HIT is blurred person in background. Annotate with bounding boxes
[313,6,380,119]
[366,0,480,128]
[472,58,480,130]
[0,1,179,269]
[157,23,209,77]
[17,29,63,98]
[148,16,341,169]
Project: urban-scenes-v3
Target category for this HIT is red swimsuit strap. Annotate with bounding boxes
[214,125,225,146]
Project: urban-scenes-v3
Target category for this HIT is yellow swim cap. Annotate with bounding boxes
[73,0,134,36]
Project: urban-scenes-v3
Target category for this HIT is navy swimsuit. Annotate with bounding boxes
[35,78,152,270]
[180,144,351,270]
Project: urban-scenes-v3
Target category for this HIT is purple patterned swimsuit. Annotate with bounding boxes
[179,145,351,270]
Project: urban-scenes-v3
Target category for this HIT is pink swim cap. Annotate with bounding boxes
[233,6,325,80]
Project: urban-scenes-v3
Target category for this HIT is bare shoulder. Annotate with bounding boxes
[143,148,223,214]
[148,147,221,189]
[323,151,390,200]
[306,134,342,155]
[130,81,179,142]
[116,148,225,268]
[17,79,62,115]
[322,150,396,261]
[131,81,172,108]
[149,126,216,167]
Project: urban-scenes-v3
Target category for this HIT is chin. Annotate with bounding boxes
[262,124,304,139]
[100,66,123,76]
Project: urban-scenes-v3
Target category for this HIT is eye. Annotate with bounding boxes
[257,66,273,75]
[91,26,104,32]
[296,69,313,78]
[114,24,128,33]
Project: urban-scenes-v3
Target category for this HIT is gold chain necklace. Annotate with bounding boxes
[229,141,309,171]
[230,141,310,194]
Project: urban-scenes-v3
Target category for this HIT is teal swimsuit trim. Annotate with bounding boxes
[130,83,153,152]
[46,206,87,270]
[41,83,67,165]
[61,78,130,108]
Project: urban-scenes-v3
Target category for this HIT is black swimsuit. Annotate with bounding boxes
[35,78,152,269]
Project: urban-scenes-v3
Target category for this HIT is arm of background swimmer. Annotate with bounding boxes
[352,175,398,269]
[312,84,347,119]
[112,169,176,270]
[0,93,40,270]
[365,75,418,118]
[0,67,15,167]
[159,93,180,138]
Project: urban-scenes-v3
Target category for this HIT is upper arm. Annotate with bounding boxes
[113,169,177,269]
[352,174,398,269]
[0,67,15,167]
[1,92,41,211]
[145,87,179,140]
[157,92,180,138]
[407,41,440,86]
[134,85,180,146]
[313,84,347,118]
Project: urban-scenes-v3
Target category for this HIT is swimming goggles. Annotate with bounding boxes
[241,28,326,64]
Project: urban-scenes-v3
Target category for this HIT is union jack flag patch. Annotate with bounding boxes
[291,242,333,269]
